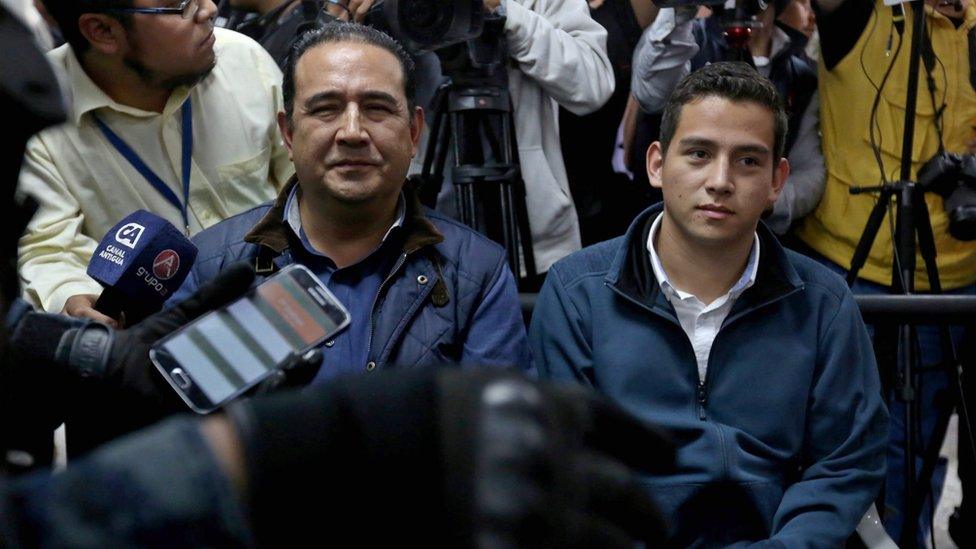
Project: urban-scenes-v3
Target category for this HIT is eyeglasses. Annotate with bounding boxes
[97,0,201,20]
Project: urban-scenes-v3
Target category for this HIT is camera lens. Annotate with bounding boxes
[401,0,453,43]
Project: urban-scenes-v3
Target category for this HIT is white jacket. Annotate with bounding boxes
[416,0,614,273]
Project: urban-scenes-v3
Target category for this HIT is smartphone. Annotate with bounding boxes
[150,264,350,414]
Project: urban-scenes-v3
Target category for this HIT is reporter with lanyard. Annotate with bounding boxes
[18,0,293,325]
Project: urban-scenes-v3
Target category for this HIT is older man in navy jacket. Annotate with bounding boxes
[171,24,531,379]
[530,62,887,546]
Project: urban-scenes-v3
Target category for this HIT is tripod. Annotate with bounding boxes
[417,53,537,283]
[846,2,974,545]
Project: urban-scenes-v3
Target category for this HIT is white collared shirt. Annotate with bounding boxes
[646,213,760,384]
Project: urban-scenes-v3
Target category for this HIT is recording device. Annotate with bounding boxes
[149,264,350,414]
[652,0,770,57]
[363,0,484,53]
[87,210,198,324]
[916,152,976,241]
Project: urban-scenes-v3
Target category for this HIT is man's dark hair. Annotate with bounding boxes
[282,22,417,124]
[42,0,133,55]
[659,62,788,160]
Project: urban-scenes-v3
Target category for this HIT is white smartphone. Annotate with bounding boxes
[149,264,350,414]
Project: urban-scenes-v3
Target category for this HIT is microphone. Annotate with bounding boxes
[87,210,198,325]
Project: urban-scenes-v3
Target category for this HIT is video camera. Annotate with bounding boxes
[307,0,505,82]
[917,152,976,241]
[362,0,484,53]
[654,0,773,52]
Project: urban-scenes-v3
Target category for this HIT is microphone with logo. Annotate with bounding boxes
[87,210,198,325]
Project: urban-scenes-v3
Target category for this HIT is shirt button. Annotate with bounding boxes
[324,339,335,348]
[366,361,376,371]
[417,275,428,285]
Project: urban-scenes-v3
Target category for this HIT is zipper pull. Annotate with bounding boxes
[697,382,707,420]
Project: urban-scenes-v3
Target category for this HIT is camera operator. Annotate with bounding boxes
[413,0,616,280]
[791,0,976,543]
[631,0,823,236]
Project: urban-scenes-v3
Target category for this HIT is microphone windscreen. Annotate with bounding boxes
[87,210,198,319]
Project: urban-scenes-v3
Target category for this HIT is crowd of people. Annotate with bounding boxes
[2,0,976,545]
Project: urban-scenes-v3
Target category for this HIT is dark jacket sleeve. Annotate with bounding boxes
[768,288,888,546]
[528,265,595,386]
[0,417,252,547]
[814,0,875,70]
[459,254,534,373]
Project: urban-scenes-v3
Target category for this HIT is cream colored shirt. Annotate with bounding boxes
[17,28,293,313]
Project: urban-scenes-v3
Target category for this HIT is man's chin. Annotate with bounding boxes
[163,60,216,90]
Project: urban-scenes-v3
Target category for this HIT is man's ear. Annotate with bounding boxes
[768,157,790,206]
[410,106,425,157]
[78,13,128,56]
[277,111,294,160]
[647,141,665,190]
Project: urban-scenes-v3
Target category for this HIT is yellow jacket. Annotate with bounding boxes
[797,0,976,289]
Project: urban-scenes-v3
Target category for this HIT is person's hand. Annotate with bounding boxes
[325,0,375,23]
[233,368,674,547]
[930,0,970,20]
[63,293,119,328]
[104,262,256,408]
[483,0,502,11]
[251,349,323,395]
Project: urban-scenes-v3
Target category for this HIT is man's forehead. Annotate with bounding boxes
[294,41,406,98]
[674,96,775,150]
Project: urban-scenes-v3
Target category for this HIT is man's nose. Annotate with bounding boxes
[197,0,218,22]
[705,159,734,195]
[336,105,369,146]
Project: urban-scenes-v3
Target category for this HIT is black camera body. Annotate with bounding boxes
[364,0,484,53]
[917,152,976,241]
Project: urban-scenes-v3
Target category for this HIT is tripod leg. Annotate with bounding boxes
[419,86,451,208]
[849,190,895,286]
[902,198,976,544]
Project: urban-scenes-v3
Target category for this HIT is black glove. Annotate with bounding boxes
[53,262,257,411]
[55,263,258,456]
[229,368,673,548]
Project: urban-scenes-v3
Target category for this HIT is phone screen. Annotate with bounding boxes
[152,265,349,412]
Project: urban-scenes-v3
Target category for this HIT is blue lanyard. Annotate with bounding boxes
[92,100,194,232]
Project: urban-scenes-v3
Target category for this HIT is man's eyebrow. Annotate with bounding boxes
[677,137,717,148]
[303,90,401,109]
[360,91,400,104]
[733,144,771,156]
[676,137,770,155]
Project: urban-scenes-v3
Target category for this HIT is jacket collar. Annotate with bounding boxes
[244,176,445,257]
[606,203,803,315]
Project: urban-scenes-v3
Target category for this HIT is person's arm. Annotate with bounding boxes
[630,7,699,114]
[503,0,616,115]
[528,265,594,385]
[767,95,825,234]
[460,254,533,372]
[17,136,103,314]
[631,0,661,29]
[813,0,875,70]
[767,289,888,547]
